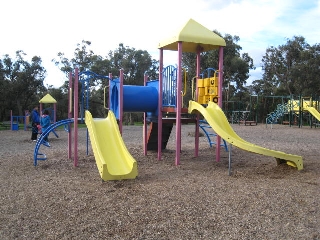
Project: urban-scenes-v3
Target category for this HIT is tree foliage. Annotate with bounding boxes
[252,36,320,96]
[0,51,46,121]
[52,41,159,119]
[3,34,318,124]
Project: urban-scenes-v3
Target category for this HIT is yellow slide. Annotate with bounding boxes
[85,110,138,181]
[305,106,320,122]
[188,101,303,170]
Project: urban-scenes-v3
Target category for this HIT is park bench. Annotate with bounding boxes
[239,120,257,126]
[0,121,11,129]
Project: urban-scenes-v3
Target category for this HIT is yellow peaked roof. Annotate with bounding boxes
[158,19,226,53]
[39,93,57,103]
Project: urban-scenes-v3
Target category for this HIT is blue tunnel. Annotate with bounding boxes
[109,79,159,119]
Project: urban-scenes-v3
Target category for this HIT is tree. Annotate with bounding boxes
[53,41,159,119]
[108,43,158,85]
[0,51,46,121]
[260,36,320,96]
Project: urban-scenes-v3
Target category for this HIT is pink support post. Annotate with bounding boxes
[143,74,148,156]
[175,41,183,165]
[119,69,123,135]
[68,72,73,159]
[216,46,224,162]
[194,48,201,157]
[74,68,79,167]
[158,49,163,160]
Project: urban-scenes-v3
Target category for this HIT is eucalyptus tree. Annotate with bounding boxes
[0,51,46,120]
[108,43,158,85]
[53,41,158,119]
[260,36,320,96]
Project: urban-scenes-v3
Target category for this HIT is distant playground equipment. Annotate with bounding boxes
[39,93,57,123]
[3,94,58,131]
[227,95,258,125]
[34,18,303,181]
[1,110,29,131]
[266,96,320,128]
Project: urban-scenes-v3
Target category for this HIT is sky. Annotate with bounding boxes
[1,0,319,88]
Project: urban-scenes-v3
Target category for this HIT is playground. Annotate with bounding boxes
[0,123,319,239]
[0,18,319,239]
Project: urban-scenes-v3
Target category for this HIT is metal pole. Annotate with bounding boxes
[228,144,232,176]
[68,72,73,159]
[175,41,183,165]
[74,68,79,167]
[158,49,163,160]
[216,46,224,162]
[143,73,148,156]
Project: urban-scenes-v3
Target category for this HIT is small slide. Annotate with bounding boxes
[188,101,303,170]
[85,110,138,181]
[305,106,320,122]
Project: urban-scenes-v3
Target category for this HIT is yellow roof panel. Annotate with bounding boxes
[158,19,226,52]
[39,93,57,103]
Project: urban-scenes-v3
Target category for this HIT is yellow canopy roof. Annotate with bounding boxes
[39,93,57,103]
[158,19,226,53]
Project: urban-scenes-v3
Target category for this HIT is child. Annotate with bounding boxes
[40,109,51,142]
[30,106,40,141]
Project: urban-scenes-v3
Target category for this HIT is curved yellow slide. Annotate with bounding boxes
[85,110,138,181]
[305,106,320,122]
[188,101,303,170]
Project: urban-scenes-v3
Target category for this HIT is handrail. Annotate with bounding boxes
[182,68,187,97]
[191,76,197,100]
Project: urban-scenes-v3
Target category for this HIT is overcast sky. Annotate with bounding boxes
[1,0,319,87]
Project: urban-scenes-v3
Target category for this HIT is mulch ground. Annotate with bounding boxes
[0,123,319,239]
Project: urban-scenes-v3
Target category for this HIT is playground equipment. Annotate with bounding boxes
[34,18,304,179]
[77,69,139,181]
[2,110,29,131]
[266,96,320,128]
[107,18,303,171]
[266,102,290,125]
[85,110,137,180]
[34,119,73,166]
[189,101,303,170]
[77,70,139,181]
[39,94,57,123]
[228,96,258,125]
[34,68,138,181]
[199,120,228,151]
[5,94,57,131]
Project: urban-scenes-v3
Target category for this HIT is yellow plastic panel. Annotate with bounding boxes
[198,87,205,97]
[198,79,204,88]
